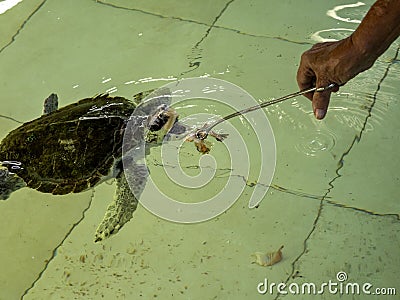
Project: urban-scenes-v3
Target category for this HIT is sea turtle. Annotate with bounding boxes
[0,88,184,242]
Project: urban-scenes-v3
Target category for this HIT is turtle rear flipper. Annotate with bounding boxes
[94,163,148,242]
[94,171,138,242]
[43,93,59,115]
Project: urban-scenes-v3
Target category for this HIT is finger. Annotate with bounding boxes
[296,65,315,101]
[312,79,332,119]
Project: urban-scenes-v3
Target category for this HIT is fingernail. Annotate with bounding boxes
[315,109,326,119]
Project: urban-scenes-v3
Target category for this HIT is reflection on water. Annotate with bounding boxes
[264,101,308,130]
[98,75,179,95]
[332,91,377,132]
[124,75,178,86]
[262,75,394,158]
[264,82,392,157]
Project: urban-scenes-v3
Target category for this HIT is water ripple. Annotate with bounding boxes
[295,129,337,157]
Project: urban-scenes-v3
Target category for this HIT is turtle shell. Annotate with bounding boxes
[0,94,136,195]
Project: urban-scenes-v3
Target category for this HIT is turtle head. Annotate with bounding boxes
[147,104,178,132]
[0,165,26,200]
[145,104,188,143]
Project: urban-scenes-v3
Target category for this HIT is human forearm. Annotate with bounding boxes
[351,0,400,69]
[296,0,400,119]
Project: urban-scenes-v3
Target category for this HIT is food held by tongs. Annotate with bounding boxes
[185,124,228,154]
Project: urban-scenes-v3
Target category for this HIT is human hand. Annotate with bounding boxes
[297,36,375,119]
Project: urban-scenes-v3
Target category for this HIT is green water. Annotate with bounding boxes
[0,0,399,299]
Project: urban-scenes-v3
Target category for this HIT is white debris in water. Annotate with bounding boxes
[0,0,23,15]
[327,2,364,24]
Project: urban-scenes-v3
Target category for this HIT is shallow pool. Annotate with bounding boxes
[0,0,399,299]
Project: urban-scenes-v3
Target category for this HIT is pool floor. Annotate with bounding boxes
[0,0,399,299]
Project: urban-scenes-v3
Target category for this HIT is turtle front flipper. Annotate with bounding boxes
[94,171,138,242]
[43,93,59,115]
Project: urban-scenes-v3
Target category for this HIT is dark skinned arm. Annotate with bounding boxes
[297,0,400,119]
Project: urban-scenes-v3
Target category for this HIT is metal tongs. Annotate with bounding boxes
[194,83,337,141]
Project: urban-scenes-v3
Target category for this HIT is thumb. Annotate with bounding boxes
[312,79,332,120]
